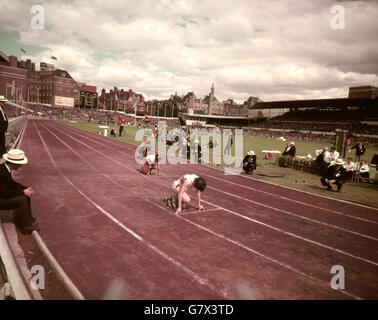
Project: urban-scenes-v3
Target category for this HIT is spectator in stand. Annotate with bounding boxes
[0,149,39,234]
[350,141,366,162]
[359,160,370,179]
[319,158,347,192]
[343,157,355,181]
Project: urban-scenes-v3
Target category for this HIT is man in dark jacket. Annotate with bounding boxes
[350,141,366,162]
[282,141,296,157]
[0,100,8,155]
[0,149,39,234]
[242,150,257,174]
[319,158,347,192]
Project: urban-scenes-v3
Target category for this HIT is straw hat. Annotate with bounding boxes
[3,149,28,165]
[247,150,255,155]
[334,158,345,165]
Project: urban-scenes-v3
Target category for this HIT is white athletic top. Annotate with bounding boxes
[173,174,199,191]
[145,154,156,164]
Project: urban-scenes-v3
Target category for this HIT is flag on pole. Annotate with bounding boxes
[51,56,57,60]
[20,48,26,53]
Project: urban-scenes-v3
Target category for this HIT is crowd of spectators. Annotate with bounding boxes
[4,102,378,148]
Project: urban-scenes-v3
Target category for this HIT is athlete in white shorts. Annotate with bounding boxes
[170,174,207,214]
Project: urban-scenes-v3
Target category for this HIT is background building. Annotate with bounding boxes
[0,50,75,108]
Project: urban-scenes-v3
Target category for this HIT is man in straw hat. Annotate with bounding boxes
[319,158,347,192]
[0,149,39,234]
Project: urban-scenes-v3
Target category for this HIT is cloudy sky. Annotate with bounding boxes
[0,0,377,102]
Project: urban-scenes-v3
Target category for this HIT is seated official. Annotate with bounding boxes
[110,129,117,137]
[343,157,355,181]
[305,153,313,160]
[328,146,340,163]
[319,158,347,192]
[359,160,370,179]
[242,150,257,174]
[282,141,296,157]
[0,149,39,234]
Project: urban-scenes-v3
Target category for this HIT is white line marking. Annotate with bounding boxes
[180,208,221,215]
[232,167,378,212]
[201,199,378,267]
[50,121,378,265]
[177,214,362,300]
[42,121,368,299]
[204,185,378,241]
[196,171,378,225]
[41,123,125,189]
[34,121,227,298]
[59,121,378,213]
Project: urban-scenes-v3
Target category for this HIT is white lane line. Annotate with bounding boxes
[201,199,378,268]
[41,123,125,189]
[35,121,227,298]
[57,121,378,216]
[58,121,378,212]
[203,185,378,242]
[196,171,378,225]
[51,123,378,242]
[222,166,378,212]
[49,122,378,265]
[180,208,221,216]
[178,214,362,300]
[45,121,368,299]
[145,200,361,300]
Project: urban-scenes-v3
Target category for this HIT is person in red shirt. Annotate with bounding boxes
[119,117,126,136]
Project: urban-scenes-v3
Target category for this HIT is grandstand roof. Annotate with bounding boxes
[181,113,247,120]
[0,50,9,63]
[252,98,378,109]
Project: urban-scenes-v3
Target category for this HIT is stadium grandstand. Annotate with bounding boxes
[179,85,378,147]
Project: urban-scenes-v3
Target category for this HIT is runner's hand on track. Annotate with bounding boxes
[198,205,204,211]
[175,208,182,215]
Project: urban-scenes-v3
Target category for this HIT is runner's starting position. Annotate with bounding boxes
[165,174,207,214]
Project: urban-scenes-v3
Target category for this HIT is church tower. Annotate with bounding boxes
[208,83,214,115]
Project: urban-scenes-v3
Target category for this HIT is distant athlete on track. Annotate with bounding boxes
[165,174,207,214]
[143,154,161,176]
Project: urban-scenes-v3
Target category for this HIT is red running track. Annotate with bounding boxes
[14,119,378,299]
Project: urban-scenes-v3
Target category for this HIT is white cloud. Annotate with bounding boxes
[0,0,377,102]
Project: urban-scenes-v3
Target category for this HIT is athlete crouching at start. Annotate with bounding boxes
[165,174,207,214]
[143,154,161,176]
